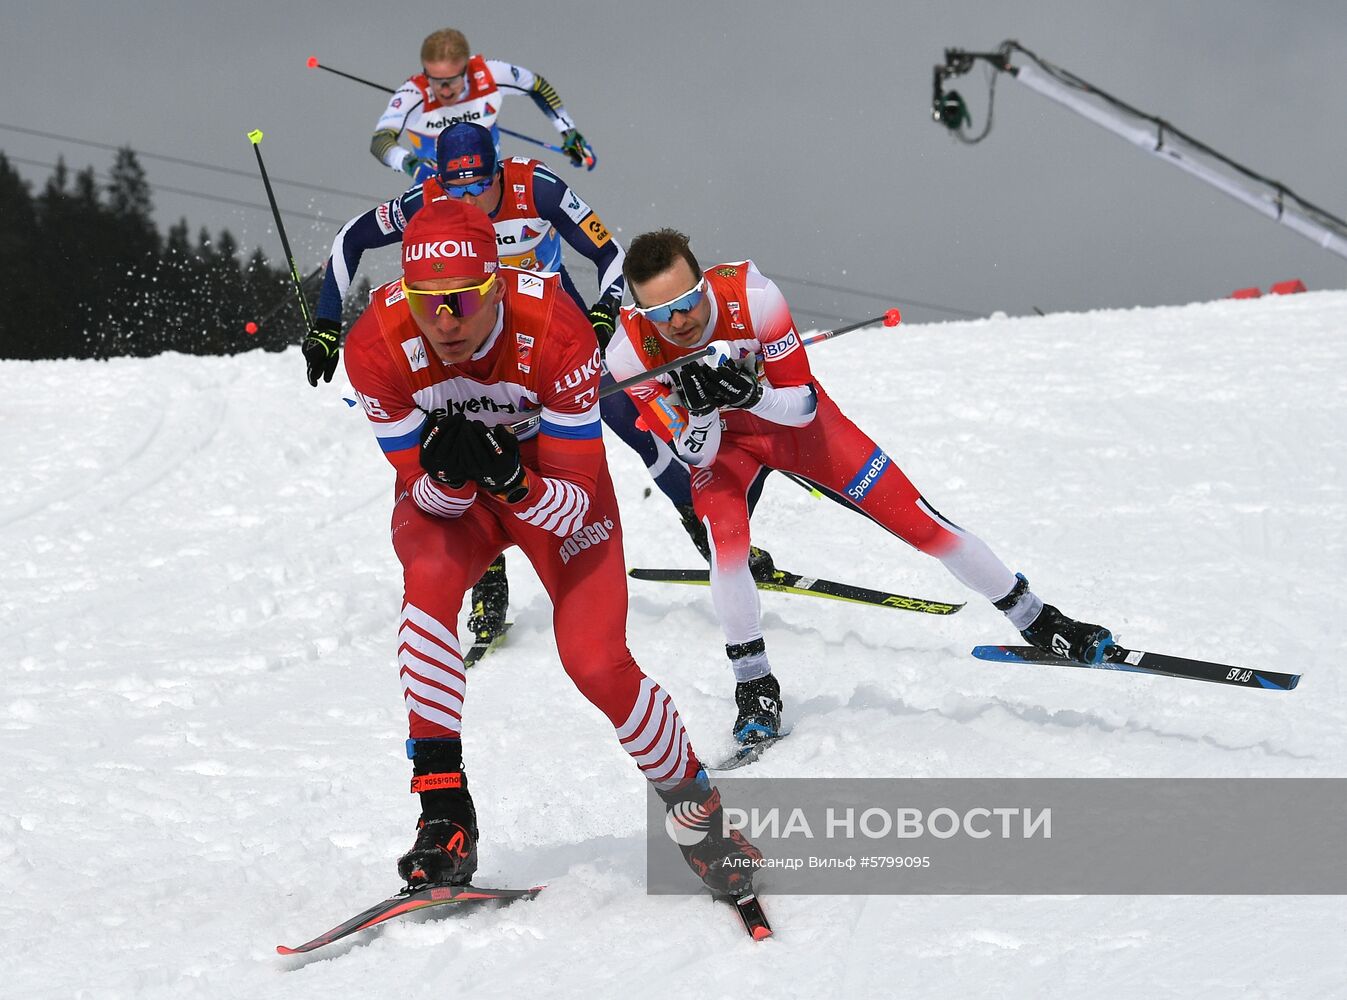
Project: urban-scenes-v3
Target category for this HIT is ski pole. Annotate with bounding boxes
[305,56,393,94]
[504,308,903,436]
[306,56,565,154]
[782,471,825,498]
[599,345,717,399]
[799,307,902,348]
[493,128,566,156]
[598,307,902,400]
[246,130,314,331]
[491,340,722,437]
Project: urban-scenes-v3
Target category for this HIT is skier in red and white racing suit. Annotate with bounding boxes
[606,229,1115,745]
[342,201,756,894]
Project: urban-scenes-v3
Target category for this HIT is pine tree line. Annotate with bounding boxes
[0,148,366,361]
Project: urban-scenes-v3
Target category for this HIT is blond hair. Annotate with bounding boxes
[421,28,469,65]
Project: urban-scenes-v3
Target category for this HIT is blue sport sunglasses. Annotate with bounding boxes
[442,175,494,198]
[633,278,706,323]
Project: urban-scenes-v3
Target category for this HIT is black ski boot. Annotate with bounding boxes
[397,739,479,887]
[676,504,712,562]
[398,814,479,887]
[748,546,777,582]
[997,573,1115,664]
[467,555,509,643]
[732,670,783,745]
[661,771,763,896]
[1021,604,1114,664]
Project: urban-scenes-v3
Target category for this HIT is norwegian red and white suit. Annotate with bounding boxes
[606,261,1020,680]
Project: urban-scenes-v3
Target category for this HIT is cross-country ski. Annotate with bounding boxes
[970,644,1300,690]
[276,883,544,955]
[629,566,964,614]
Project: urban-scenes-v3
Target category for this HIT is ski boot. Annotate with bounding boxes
[397,739,479,887]
[996,573,1114,664]
[660,770,763,896]
[676,504,712,562]
[1022,604,1115,664]
[732,669,783,746]
[748,546,777,583]
[467,555,509,644]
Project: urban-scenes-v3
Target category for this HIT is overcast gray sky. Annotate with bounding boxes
[3,0,1344,325]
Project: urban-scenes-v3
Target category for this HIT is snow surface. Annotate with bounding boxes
[3,292,1344,999]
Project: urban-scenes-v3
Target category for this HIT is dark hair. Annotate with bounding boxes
[623,228,702,292]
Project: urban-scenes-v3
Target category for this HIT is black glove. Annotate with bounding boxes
[419,410,473,487]
[458,422,529,500]
[701,361,763,409]
[675,363,720,417]
[560,129,595,170]
[303,318,341,387]
[678,361,763,413]
[402,154,430,178]
[587,299,618,350]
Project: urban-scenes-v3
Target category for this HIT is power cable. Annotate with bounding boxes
[0,121,381,203]
[7,154,335,225]
[5,119,983,320]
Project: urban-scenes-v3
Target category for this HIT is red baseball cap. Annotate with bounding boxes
[401,198,498,284]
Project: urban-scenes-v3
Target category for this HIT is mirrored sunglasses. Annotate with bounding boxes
[442,175,493,198]
[633,278,707,324]
[401,273,497,322]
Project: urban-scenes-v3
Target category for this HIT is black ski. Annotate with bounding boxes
[629,567,963,615]
[971,644,1300,690]
[708,734,789,772]
[277,882,544,955]
[463,622,513,668]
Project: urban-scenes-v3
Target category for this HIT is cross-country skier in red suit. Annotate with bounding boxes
[341,201,758,893]
[605,229,1116,746]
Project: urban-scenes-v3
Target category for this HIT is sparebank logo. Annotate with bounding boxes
[845,448,890,503]
[404,240,480,262]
